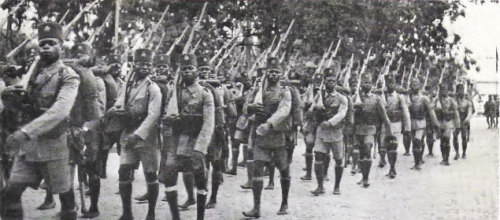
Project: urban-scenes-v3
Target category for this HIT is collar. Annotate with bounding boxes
[42,59,63,72]
[132,76,149,87]
[185,81,201,94]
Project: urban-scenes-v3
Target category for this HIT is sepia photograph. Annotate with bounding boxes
[0,0,498,219]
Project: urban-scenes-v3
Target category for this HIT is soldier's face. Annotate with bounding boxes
[410,81,421,91]
[361,80,372,92]
[457,87,465,96]
[134,62,152,78]
[155,64,170,76]
[109,63,122,77]
[267,69,282,84]
[38,39,62,63]
[198,66,211,79]
[181,65,197,85]
[324,76,337,92]
[387,81,396,91]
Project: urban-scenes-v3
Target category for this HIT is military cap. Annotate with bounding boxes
[267,56,281,71]
[456,83,464,90]
[134,48,152,63]
[154,53,171,66]
[349,73,359,83]
[38,22,64,42]
[108,54,121,64]
[197,56,212,69]
[179,53,197,67]
[384,74,396,84]
[323,67,337,78]
[71,43,92,56]
[410,77,422,86]
[329,60,341,73]
[256,67,266,77]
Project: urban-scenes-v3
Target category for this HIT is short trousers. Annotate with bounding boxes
[9,156,71,194]
[253,145,289,170]
[314,140,344,160]
[120,147,159,172]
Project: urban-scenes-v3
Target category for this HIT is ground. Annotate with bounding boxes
[21,116,499,220]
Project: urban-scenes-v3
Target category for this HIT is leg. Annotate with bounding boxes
[206,160,223,209]
[118,164,134,220]
[403,132,411,156]
[241,148,254,189]
[358,136,373,188]
[453,129,460,160]
[179,172,196,209]
[59,188,77,220]
[323,150,331,181]
[411,138,423,170]
[192,155,208,220]
[333,159,344,195]
[461,126,468,158]
[37,188,56,210]
[277,167,290,215]
[351,147,360,175]
[227,140,240,175]
[426,126,435,156]
[164,163,180,220]
[440,136,451,166]
[300,143,314,180]
[265,162,275,190]
[378,145,387,168]
[311,152,325,196]
[1,183,28,219]
[238,144,248,167]
[242,160,264,218]
[82,162,101,218]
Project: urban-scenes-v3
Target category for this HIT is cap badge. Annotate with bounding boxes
[184,55,189,61]
[44,25,51,32]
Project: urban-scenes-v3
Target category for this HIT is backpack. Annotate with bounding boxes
[282,81,304,128]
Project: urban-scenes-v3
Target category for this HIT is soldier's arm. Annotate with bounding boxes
[327,95,348,127]
[452,100,461,128]
[266,88,292,129]
[376,96,392,132]
[194,89,215,154]
[81,69,102,121]
[424,97,439,127]
[399,94,411,132]
[224,86,237,118]
[134,83,162,140]
[22,67,80,138]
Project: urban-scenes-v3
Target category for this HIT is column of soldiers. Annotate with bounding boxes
[0,20,478,220]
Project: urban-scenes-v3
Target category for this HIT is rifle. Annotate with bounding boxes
[325,38,342,67]
[190,39,202,54]
[183,2,208,54]
[215,42,237,71]
[0,0,25,28]
[58,9,70,24]
[405,55,418,88]
[353,47,372,105]
[341,53,354,88]
[400,66,407,85]
[152,31,166,54]
[433,63,448,102]
[315,40,335,75]
[63,0,101,37]
[422,68,431,89]
[270,19,295,57]
[86,12,112,45]
[166,25,189,56]
[144,5,170,47]
[210,36,238,64]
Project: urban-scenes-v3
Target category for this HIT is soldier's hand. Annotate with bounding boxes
[162,115,180,124]
[6,130,30,156]
[124,134,142,150]
[256,123,272,136]
[247,103,263,115]
[320,121,331,129]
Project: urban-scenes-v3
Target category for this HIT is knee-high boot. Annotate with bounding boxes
[311,161,324,195]
[333,166,343,194]
[166,191,180,220]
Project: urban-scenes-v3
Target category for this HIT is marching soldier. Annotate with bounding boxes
[424,86,437,156]
[160,53,214,220]
[107,48,162,220]
[453,83,473,159]
[379,75,411,178]
[243,57,292,217]
[434,83,460,165]
[408,78,439,169]
[352,72,392,188]
[1,22,80,220]
[346,73,359,174]
[310,66,348,195]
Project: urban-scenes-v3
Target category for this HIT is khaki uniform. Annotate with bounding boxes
[9,60,80,194]
[112,76,162,172]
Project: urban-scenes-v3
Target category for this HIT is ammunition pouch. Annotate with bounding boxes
[387,111,402,122]
[354,110,378,126]
[67,127,85,165]
[458,111,468,122]
[436,110,454,121]
[410,108,425,120]
[171,114,203,136]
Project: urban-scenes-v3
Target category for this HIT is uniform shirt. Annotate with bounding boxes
[353,92,389,135]
[254,84,291,148]
[314,89,348,143]
[409,92,438,130]
[435,96,460,128]
[22,60,80,161]
[172,82,215,155]
[95,76,107,116]
[384,90,411,132]
[113,76,162,148]
[456,95,473,124]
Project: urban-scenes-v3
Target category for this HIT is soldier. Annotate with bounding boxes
[424,85,436,156]
[453,84,473,159]
[197,55,236,209]
[434,84,460,165]
[379,75,411,178]
[310,67,348,195]
[227,72,253,175]
[243,57,292,217]
[352,72,392,188]
[408,78,439,169]
[1,22,80,219]
[160,53,214,220]
[347,73,359,174]
[107,48,162,220]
